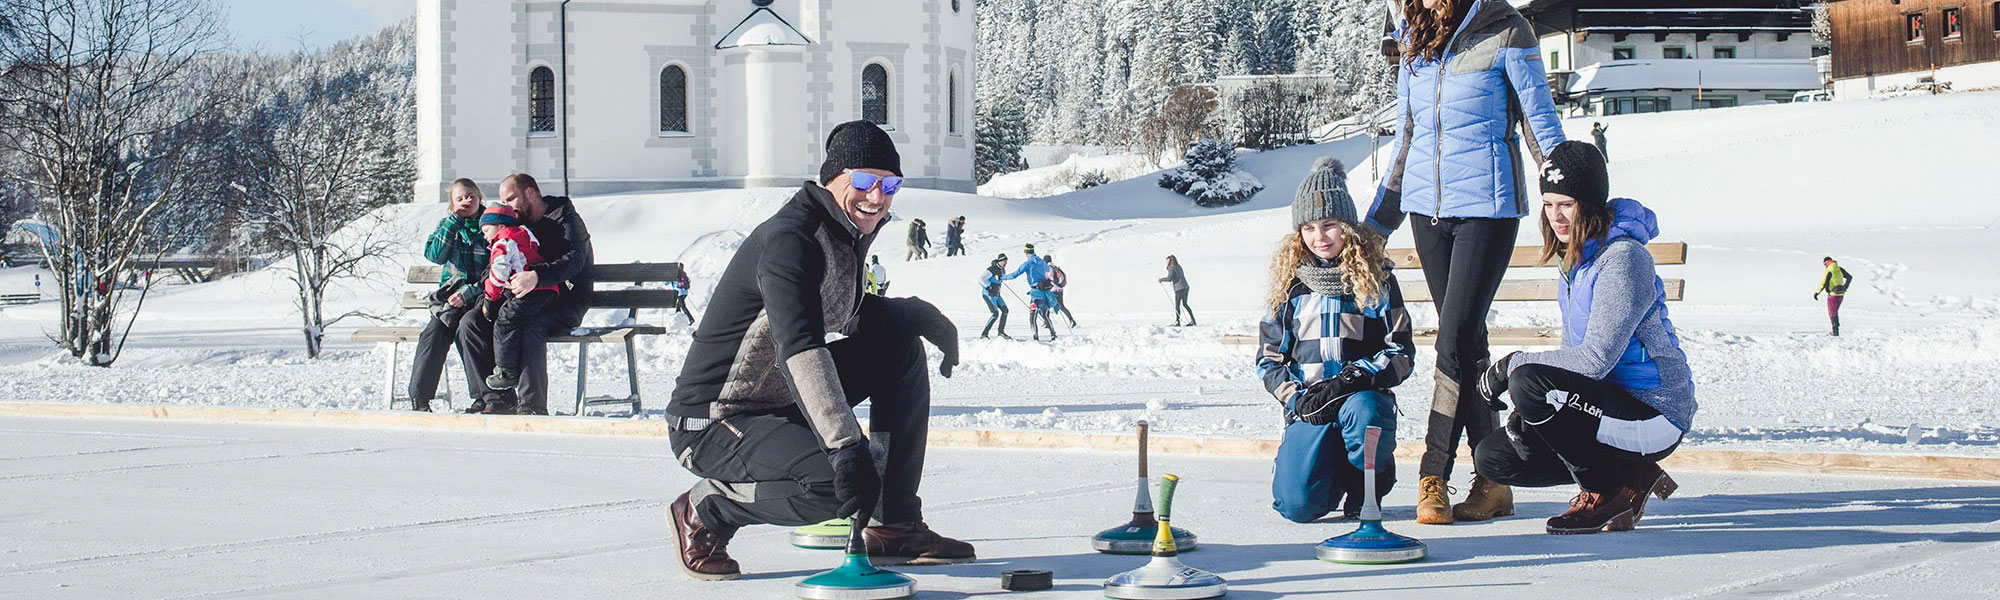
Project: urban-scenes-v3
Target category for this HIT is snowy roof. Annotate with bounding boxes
[715,6,812,50]
[1566,58,1820,94]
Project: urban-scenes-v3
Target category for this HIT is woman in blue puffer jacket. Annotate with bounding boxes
[1471,141,1695,535]
[1364,0,1568,525]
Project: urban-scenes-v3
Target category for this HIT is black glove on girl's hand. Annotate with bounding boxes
[827,442,882,519]
[1478,352,1518,411]
[1293,378,1351,426]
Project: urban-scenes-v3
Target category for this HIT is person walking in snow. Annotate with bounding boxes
[980,253,1012,339]
[408,178,489,412]
[945,216,966,256]
[1260,157,1417,523]
[1366,0,1567,525]
[1004,244,1059,341]
[1045,254,1077,328]
[1592,122,1609,162]
[906,218,931,261]
[664,121,971,581]
[1814,257,1854,336]
[476,205,561,395]
[669,270,696,326]
[1159,255,1195,326]
[867,255,890,296]
[1471,141,1693,535]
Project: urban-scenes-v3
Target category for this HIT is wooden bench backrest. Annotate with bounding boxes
[1388,242,1686,303]
[1384,242,1687,271]
[400,262,684,310]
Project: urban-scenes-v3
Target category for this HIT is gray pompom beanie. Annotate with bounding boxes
[1292,157,1356,228]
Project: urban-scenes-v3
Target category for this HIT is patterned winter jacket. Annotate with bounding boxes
[1257,272,1417,415]
[1366,0,1566,234]
[422,214,486,306]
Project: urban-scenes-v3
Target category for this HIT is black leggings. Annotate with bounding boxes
[1474,364,1682,493]
[1412,216,1518,479]
[1172,288,1194,324]
[670,329,933,531]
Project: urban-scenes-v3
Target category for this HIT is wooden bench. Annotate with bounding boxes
[129,255,258,283]
[351,262,683,416]
[0,293,36,306]
[1223,242,1687,347]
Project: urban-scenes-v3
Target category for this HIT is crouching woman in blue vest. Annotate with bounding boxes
[1258,158,1418,523]
[1472,141,1696,535]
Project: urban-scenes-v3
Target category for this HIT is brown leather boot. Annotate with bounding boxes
[1626,461,1679,524]
[1545,487,1641,535]
[667,492,741,580]
[1451,475,1514,522]
[1415,476,1455,524]
[864,521,977,565]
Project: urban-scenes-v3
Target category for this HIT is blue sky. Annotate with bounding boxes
[220,0,414,52]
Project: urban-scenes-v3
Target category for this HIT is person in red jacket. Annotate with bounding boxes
[478,205,559,391]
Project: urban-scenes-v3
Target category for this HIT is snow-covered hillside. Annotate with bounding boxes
[2,93,1997,456]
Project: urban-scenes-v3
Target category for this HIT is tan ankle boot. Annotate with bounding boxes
[1416,475,1455,524]
[1451,475,1514,521]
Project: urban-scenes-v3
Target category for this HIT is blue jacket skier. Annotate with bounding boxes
[1004,244,1059,340]
[979,254,1011,339]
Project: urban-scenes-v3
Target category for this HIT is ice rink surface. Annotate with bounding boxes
[3,416,1997,599]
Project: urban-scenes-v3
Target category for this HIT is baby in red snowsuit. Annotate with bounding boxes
[479,205,558,390]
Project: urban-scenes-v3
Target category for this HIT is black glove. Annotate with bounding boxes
[1477,352,1518,411]
[1293,366,1370,426]
[827,442,881,519]
[1813,292,1821,301]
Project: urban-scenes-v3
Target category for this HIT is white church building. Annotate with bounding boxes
[414,0,978,202]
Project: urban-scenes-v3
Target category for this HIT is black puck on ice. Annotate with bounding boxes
[1001,569,1053,591]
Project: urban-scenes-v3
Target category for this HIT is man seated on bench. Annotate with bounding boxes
[408,178,488,412]
[665,121,968,581]
[457,173,595,415]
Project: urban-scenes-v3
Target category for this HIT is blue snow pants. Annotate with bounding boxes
[1272,390,1398,523]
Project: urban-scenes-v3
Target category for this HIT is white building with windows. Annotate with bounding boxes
[414,0,978,202]
[1517,1,1822,116]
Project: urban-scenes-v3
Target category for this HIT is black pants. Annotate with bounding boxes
[670,329,933,532]
[408,304,484,403]
[981,293,1008,336]
[494,289,559,372]
[1054,290,1076,326]
[1474,364,1682,493]
[1412,216,1518,478]
[458,296,560,413]
[1172,288,1194,324]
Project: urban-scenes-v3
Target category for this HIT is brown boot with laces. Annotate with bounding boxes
[1451,474,1514,522]
[1545,486,1642,534]
[1415,475,1456,525]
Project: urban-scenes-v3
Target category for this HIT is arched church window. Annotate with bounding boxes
[661,65,689,133]
[948,71,959,135]
[862,64,890,127]
[529,66,555,133]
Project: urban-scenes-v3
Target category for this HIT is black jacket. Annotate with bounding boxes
[670,183,882,450]
[526,195,594,328]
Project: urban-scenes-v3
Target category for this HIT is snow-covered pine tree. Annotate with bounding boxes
[975,101,1030,184]
[1159,138,1262,207]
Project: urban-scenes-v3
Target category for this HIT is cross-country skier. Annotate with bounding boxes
[1004,244,1059,341]
[1159,256,1194,326]
[979,253,1012,339]
[1045,254,1077,328]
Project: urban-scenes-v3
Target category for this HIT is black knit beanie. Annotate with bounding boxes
[1538,141,1609,206]
[820,120,903,184]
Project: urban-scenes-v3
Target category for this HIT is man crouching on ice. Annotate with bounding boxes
[665,120,970,581]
